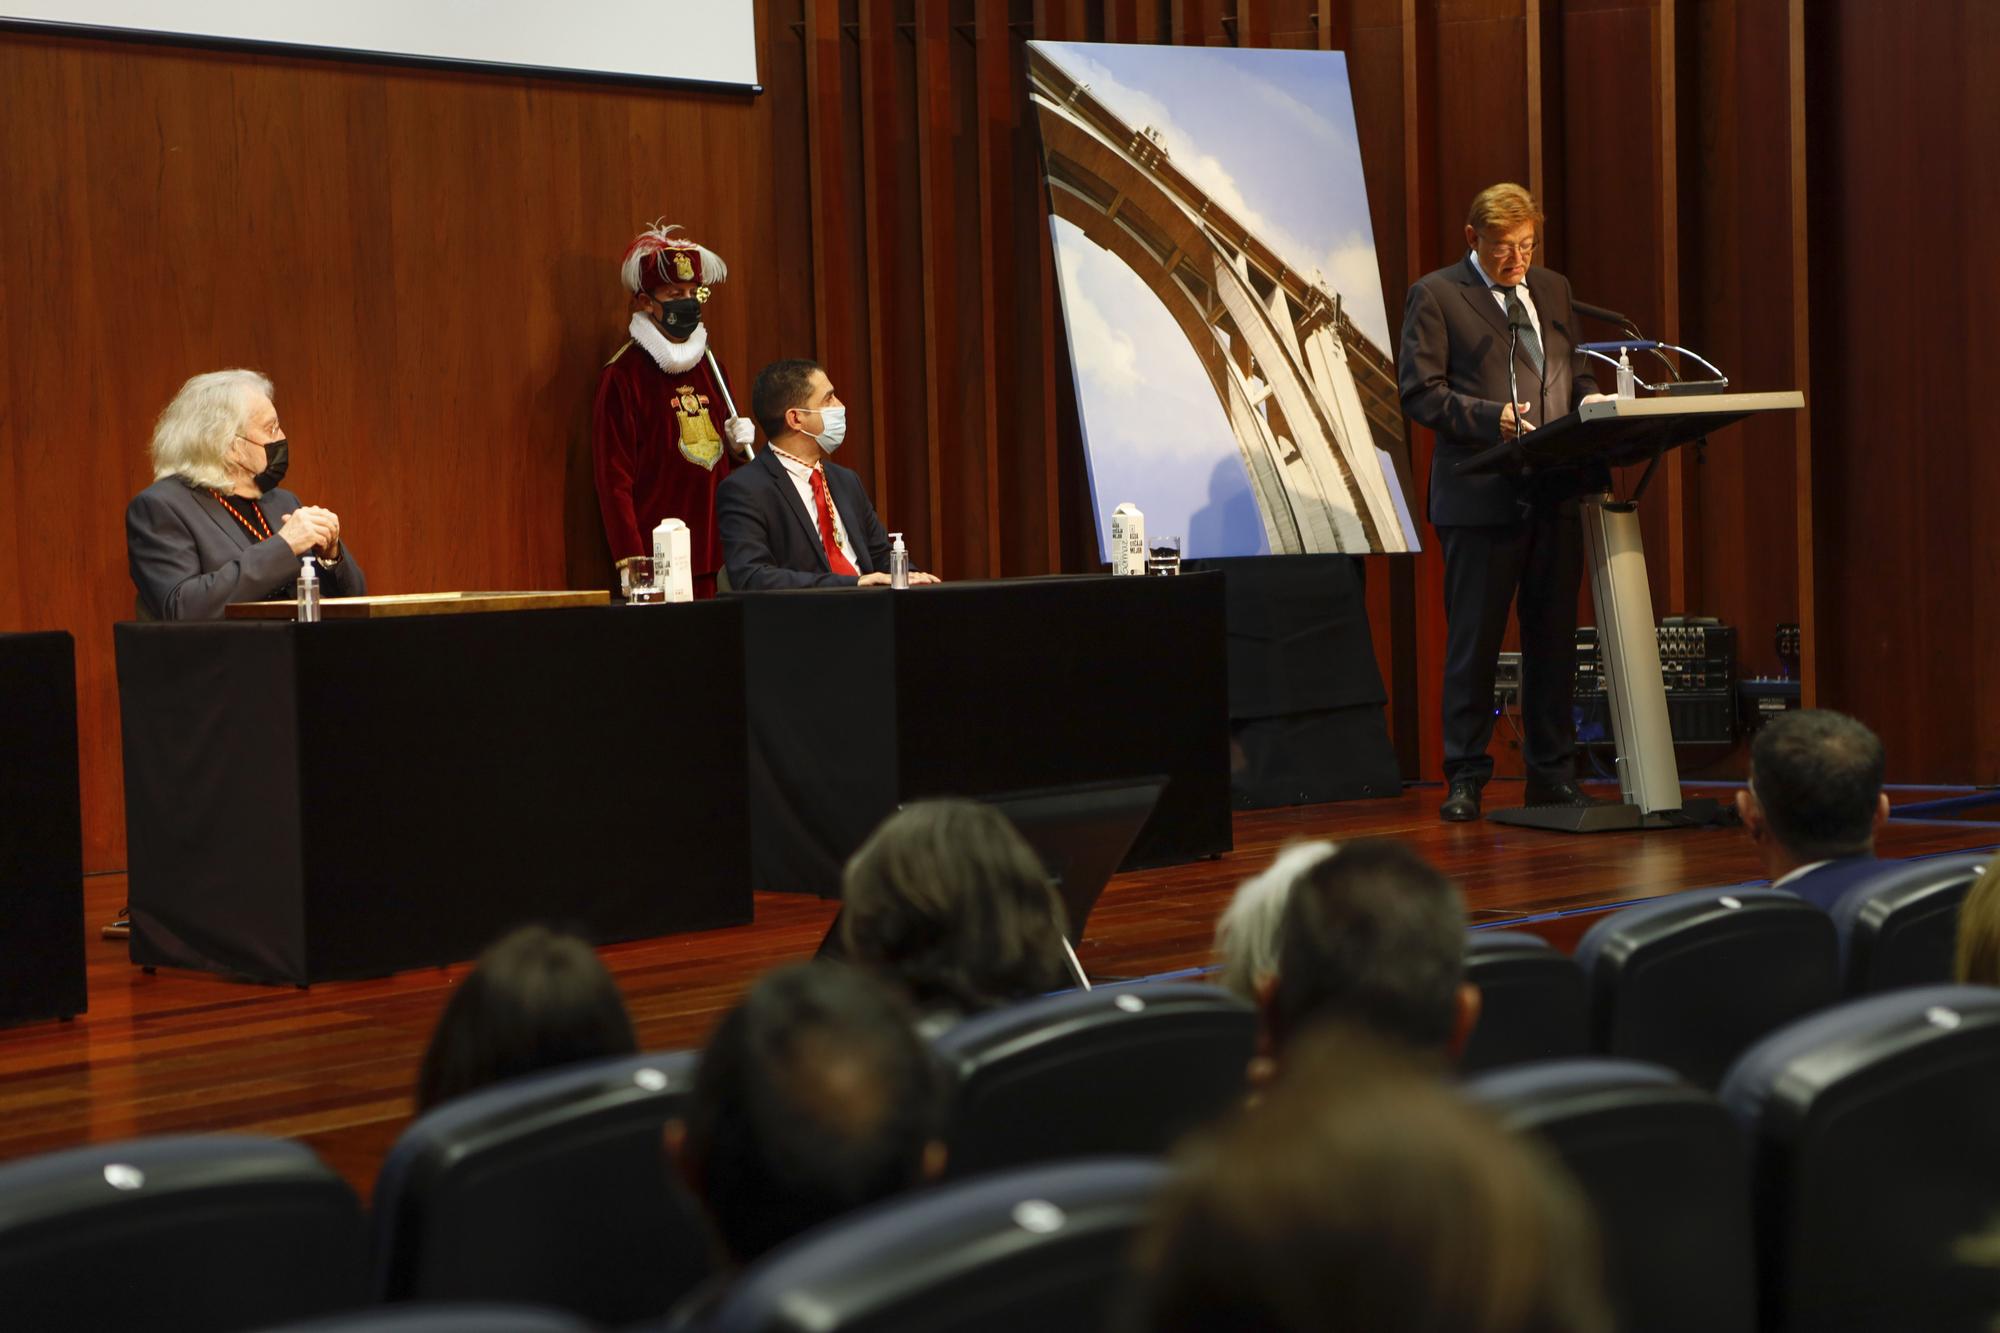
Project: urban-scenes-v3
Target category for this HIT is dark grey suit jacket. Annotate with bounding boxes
[715,447,891,590]
[126,476,367,620]
[1398,256,1600,527]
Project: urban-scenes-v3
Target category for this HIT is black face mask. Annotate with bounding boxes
[254,438,289,493]
[657,299,702,337]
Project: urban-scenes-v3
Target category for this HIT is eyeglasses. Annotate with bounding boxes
[1480,236,1537,260]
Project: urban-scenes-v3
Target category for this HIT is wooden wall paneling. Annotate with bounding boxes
[1104,0,1170,42]
[993,0,1061,575]
[1653,0,1687,614]
[1785,0,1814,707]
[1808,1,1999,781]
[762,0,821,369]
[1675,0,1804,696]
[859,0,934,556]
[913,2,959,562]
[971,0,1014,577]
[1237,0,1277,46]
[1172,0,1231,46]
[1317,0,1353,48]
[804,0,873,492]
[1400,0,1444,779]
[1344,0,1415,772]
[1033,0,1093,39]
[1028,1,1077,573]
[1557,0,1674,615]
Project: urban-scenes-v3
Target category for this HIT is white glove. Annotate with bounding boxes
[725,416,755,449]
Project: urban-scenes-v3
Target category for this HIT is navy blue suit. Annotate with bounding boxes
[715,447,891,591]
[1775,855,1883,913]
[1399,257,1600,788]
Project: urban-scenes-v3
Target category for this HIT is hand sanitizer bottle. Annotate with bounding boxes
[1616,347,1636,399]
[889,533,909,589]
[296,557,320,623]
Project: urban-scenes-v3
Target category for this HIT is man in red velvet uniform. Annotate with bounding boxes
[592,222,756,599]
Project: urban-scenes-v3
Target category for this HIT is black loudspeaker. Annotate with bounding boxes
[1,632,87,1025]
[817,776,1167,965]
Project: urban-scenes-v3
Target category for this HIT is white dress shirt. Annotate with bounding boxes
[1772,860,1833,890]
[772,448,857,568]
[1468,249,1542,346]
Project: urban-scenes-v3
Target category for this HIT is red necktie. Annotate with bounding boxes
[810,467,859,576]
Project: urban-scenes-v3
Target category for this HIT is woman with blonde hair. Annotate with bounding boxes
[126,369,364,620]
[1954,860,2000,985]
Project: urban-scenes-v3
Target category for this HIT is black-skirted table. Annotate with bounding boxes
[738,573,1232,896]
[1,631,86,1025]
[115,604,752,985]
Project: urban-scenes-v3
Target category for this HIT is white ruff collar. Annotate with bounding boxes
[628,313,708,374]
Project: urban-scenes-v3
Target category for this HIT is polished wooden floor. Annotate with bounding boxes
[4,779,1994,1199]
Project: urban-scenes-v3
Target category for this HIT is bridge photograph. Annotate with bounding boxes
[1030,40,1419,558]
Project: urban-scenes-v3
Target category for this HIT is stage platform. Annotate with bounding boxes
[1,779,1992,1197]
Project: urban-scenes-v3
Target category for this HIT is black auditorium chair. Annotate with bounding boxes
[1574,888,1839,1087]
[930,983,1256,1179]
[0,1134,368,1333]
[1467,1058,1756,1333]
[253,1306,593,1332]
[1458,929,1590,1073]
[371,1050,710,1327]
[1827,852,1989,995]
[1721,985,2000,1333]
[704,1157,1168,1333]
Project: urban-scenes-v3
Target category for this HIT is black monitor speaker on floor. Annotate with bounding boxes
[816,776,1168,967]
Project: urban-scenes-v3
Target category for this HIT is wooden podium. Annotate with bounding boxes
[1457,391,1805,832]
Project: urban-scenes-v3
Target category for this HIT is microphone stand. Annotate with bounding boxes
[1506,314,1523,450]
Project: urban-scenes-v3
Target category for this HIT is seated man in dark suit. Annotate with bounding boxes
[716,358,937,590]
[662,961,948,1326]
[1736,709,1890,910]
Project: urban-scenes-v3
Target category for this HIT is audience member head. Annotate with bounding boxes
[1126,1025,1610,1333]
[840,799,1072,1016]
[1263,838,1477,1061]
[675,961,947,1266]
[149,368,278,492]
[752,357,841,453]
[1464,182,1544,288]
[1213,840,1336,1004]
[1955,859,2000,985]
[414,925,638,1113]
[1737,709,1889,879]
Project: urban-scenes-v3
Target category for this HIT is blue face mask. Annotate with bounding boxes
[803,405,847,453]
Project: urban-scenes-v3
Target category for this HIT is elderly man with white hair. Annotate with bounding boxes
[126,369,365,620]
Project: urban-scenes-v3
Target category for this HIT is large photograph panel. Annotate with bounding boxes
[1030,41,1418,557]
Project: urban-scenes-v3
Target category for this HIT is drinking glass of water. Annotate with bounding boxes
[622,556,665,604]
[1146,535,1183,576]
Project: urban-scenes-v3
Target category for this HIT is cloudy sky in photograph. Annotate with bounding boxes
[1037,41,1389,558]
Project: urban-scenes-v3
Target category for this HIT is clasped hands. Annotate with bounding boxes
[278,505,343,561]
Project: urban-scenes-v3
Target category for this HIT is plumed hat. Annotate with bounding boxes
[619,221,728,294]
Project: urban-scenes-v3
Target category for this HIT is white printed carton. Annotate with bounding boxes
[1111,503,1146,577]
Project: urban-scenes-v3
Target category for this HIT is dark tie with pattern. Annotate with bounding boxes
[1502,286,1544,373]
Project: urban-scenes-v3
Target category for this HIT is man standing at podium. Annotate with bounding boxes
[1399,183,1601,823]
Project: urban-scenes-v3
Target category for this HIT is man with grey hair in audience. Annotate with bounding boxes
[1213,840,1338,1004]
[127,368,365,621]
[1737,708,1890,911]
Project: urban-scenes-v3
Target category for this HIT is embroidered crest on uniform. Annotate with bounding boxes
[673,384,724,470]
[671,251,697,282]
